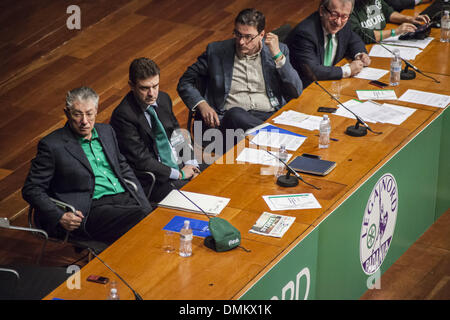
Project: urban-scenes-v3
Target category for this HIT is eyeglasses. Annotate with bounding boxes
[69,111,96,120]
[322,5,350,21]
[232,30,260,44]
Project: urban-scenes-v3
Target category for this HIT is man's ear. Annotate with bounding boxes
[128,80,135,91]
[64,107,70,119]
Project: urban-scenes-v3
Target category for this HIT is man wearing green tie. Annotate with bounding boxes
[110,58,201,202]
[286,0,371,87]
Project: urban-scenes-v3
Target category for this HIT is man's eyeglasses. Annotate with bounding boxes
[322,5,350,21]
[69,111,96,120]
[232,30,260,43]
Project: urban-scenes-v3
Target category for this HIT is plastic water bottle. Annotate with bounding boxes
[276,144,288,178]
[441,10,450,43]
[179,220,193,257]
[107,281,120,300]
[389,49,401,86]
[319,115,331,149]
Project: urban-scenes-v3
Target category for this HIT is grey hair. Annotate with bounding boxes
[320,0,355,10]
[65,86,99,110]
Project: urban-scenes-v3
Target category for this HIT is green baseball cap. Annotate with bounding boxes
[204,217,241,252]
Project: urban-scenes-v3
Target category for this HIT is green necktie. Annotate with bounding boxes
[146,106,179,170]
[324,34,333,67]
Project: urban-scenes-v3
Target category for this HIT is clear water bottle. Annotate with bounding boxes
[107,281,120,300]
[319,115,331,149]
[441,10,450,43]
[389,48,401,86]
[179,220,193,257]
[276,144,288,178]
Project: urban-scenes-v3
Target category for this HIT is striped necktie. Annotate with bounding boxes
[145,105,179,170]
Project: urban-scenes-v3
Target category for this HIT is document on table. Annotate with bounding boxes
[356,89,397,101]
[248,124,307,151]
[249,212,296,238]
[398,89,450,108]
[272,110,322,131]
[369,44,422,60]
[382,36,434,50]
[263,193,322,211]
[335,99,416,125]
[353,67,389,81]
[236,147,292,166]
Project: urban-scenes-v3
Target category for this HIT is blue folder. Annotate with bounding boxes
[163,216,211,238]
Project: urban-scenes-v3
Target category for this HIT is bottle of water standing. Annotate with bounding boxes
[107,281,120,300]
[441,10,450,43]
[319,115,331,149]
[179,220,193,257]
[276,144,288,178]
[389,48,401,86]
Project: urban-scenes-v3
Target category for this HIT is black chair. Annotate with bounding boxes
[0,265,70,300]
[271,23,292,43]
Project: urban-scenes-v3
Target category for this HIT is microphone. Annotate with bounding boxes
[302,64,382,137]
[362,29,440,83]
[264,148,321,190]
[88,248,143,300]
[168,183,251,252]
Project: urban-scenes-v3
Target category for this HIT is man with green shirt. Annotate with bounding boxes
[350,0,430,43]
[22,87,151,245]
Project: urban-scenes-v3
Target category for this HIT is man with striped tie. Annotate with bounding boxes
[285,0,370,88]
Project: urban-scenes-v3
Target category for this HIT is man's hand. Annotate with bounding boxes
[180,165,200,180]
[197,101,220,128]
[355,53,371,67]
[412,14,430,25]
[349,60,364,76]
[396,22,418,35]
[265,32,281,57]
[59,210,84,231]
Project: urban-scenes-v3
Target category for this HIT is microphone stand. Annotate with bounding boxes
[365,30,440,83]
[264,149,321,190]
[313,78,382,137]
[88,248,143,300]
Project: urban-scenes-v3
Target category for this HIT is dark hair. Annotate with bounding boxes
[129,58,160,84]
[234,8,265,33]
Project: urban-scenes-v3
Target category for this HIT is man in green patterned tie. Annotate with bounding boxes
[286,0,371,87]
[111,58,202,202]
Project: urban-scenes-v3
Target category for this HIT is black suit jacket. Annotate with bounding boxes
[22,123,150,236]
[110,91,193,184]
[286,11,367,87]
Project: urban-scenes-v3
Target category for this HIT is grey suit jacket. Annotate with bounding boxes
[22,123,151,236]
[177,38,303,115]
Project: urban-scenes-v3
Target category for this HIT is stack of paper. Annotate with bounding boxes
[399,89,450,108]
[247,124,307,151]
[158,190,230,216]
[236,147,292,166]
[353,67,389,81]
[382,36,434,50]
[356,89,397,101]
[262,194,322,211]
[249,212,296,238]
[272,110,323,131]
[369,44,422,60]
[335,99,416,125]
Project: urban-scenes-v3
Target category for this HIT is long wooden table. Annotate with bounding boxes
[44,23,449,300]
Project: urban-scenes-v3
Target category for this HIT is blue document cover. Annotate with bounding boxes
[249,124,306,138]
[163,216,211,238]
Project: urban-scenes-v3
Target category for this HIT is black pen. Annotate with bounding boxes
[315,134,339,141]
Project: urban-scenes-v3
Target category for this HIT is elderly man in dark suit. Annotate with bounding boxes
[286,0,370,88]
[22,87,151,245]
[177,8,303,135]
[110,58,202,203]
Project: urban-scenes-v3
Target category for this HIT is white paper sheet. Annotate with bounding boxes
[354,67,389,80]
[236,147,292,166]
[369,44,422,60]
[356,89,397,101]
[398,89,450,108]
[263,194,322,211]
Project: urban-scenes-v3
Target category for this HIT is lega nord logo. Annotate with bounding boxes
[360,173,398,275]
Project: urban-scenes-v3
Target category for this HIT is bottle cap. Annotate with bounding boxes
[323,114,329,120]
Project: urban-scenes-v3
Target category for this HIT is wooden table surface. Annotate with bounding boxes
[44,19,449,301]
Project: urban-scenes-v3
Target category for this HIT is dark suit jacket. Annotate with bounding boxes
[286,11,367,88]
[384,0,414,12]
[110,91,193,184]
[22,123,150,237]
[177,38,303,115]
